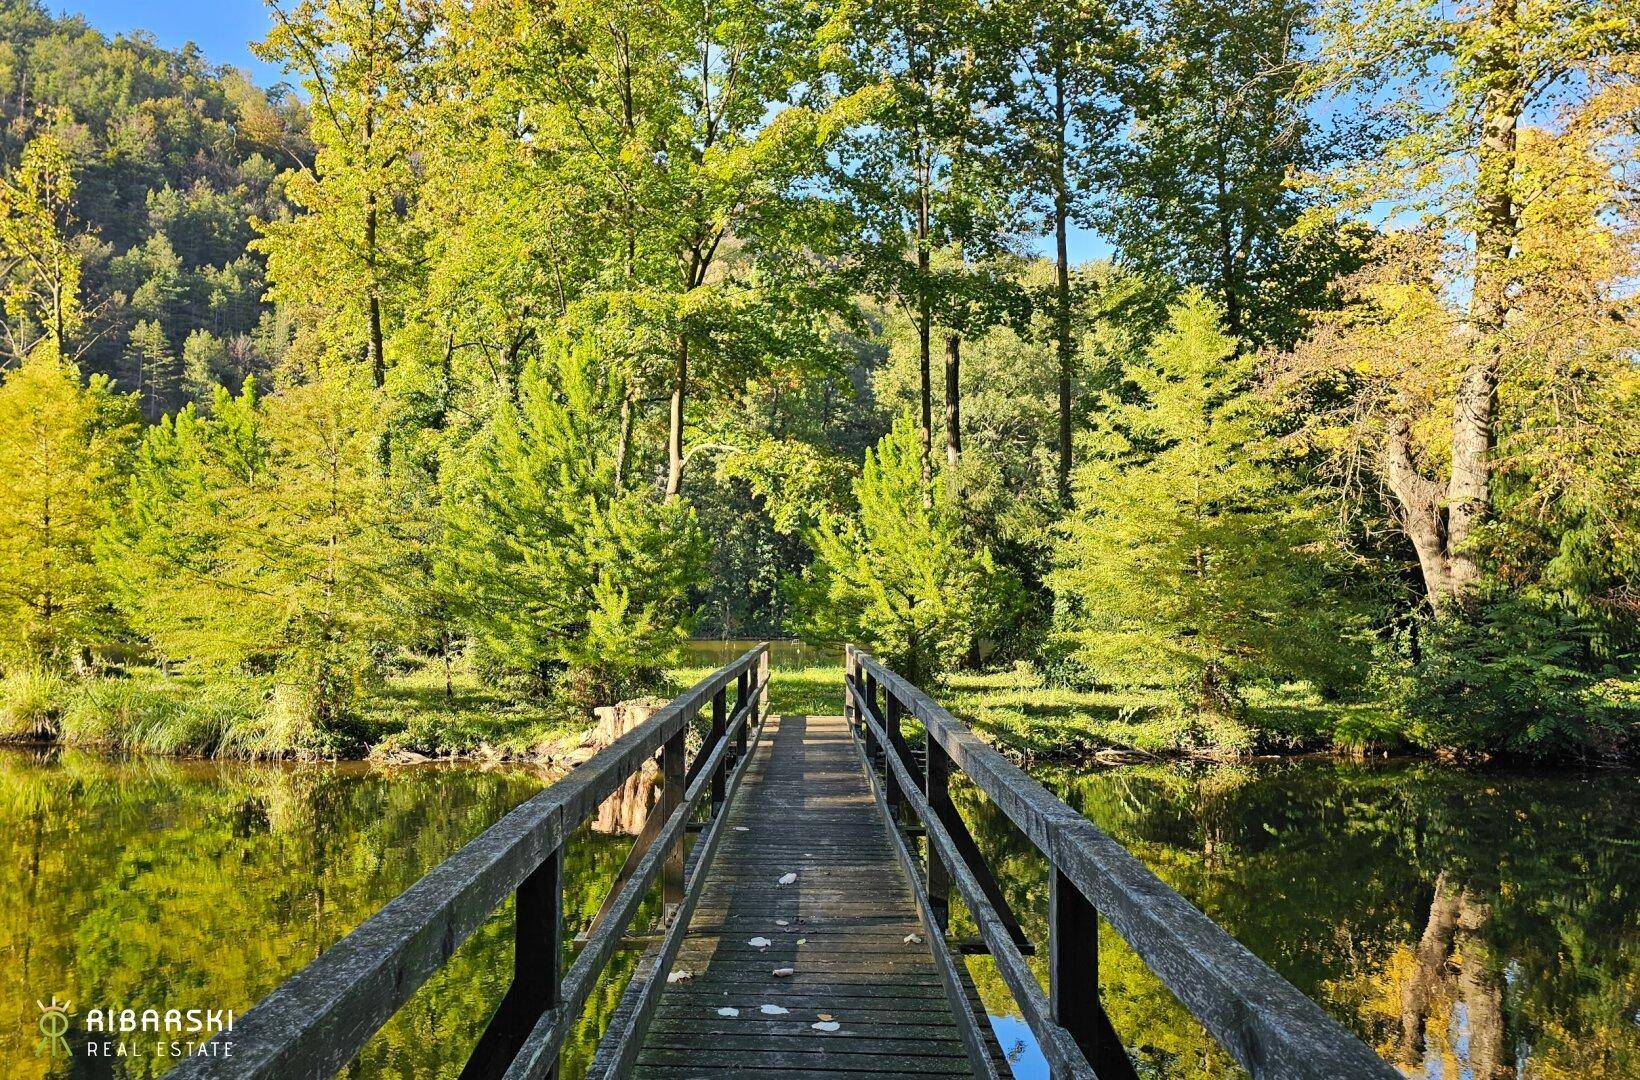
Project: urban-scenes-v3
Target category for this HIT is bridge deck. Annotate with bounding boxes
[625,714,987,1078]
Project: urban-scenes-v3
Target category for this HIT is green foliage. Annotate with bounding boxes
[0,345,134,667]
[1052,293,1372,717]
[443,341,707,707]
[0,667,65,738]
[790,416,1005,684]
[99,364,412,737]
[1391,595,1628,759]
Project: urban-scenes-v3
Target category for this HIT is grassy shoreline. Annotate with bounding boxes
[1,658,1609,767]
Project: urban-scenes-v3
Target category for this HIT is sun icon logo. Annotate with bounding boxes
[35,996,73,1058]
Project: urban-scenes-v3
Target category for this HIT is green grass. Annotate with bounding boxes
[1,652,1396,763]
[664,660,1389,761]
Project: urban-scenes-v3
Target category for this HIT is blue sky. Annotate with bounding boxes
[63,0,285,87]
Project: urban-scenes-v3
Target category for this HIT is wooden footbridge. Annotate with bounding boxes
[174,644,1397,1079]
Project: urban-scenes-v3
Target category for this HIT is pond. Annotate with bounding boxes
[681,638,837,668]
[956,759,1640,1080]
[1,749,1634,1078]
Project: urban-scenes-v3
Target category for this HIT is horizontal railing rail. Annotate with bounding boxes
[173,644,771,1080]
[845,646,1398,1080]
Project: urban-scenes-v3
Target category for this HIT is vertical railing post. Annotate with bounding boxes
[662,723,686,915]
[884,692,906,819]
[925,735,951,932]
[459,847,562,1079]
[757,647,770,722]
[843,647,855,730]
[736,668,750,758]
[1050,865,1135,1079]
[710,686,727,816]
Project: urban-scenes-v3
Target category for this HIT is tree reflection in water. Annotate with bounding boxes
[948,760,1639,1079]
[0,749,660,1080]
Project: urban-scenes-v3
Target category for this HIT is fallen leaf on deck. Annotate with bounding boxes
[716,1007,739,1017]
[775,919,789,926]
[816,1013,834,1021]
[759,1004,789,1015]
[747,936,772,948]
[667,969,693,983]
[772,967,794,977]
[903,933,923,944]
[778,872,797,885]
[811,1020,841,1032]
[734,826,749,832]
[795,937,806,944]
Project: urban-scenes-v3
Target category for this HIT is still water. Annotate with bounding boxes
[1,749,1634,1078]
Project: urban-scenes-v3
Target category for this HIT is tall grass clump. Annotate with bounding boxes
[0,669,67,739]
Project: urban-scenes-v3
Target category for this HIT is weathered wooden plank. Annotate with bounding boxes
[851,649,1400,1080]
[600,715,993,1080]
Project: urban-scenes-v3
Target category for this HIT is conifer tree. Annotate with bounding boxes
[442,340,706,705]
[0,345,133,667]
[791,416,1001,684]
[124,319,180,421]
[1051,293,1368,713]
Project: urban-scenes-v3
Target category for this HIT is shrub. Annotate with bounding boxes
[1395,595,1625,758]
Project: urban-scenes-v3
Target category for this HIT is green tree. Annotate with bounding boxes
[99,363,410,739]
[828,0,1018,489]
[1052,293,1369,715]
[124,318,179,421]
[181,328,229,402]
[0,131,82,359]
[1102,0,1353,350]
[254,0,430,388]
[1001,0,1130,501]
[442,341,706,706]
[790,416,1003,684]
[0,345,132,667]
[1305,0,1639,611]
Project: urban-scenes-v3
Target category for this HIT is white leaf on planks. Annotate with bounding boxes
[811,1021,841,1032]
[795,938,807,945]
[734,826,749,832]
[903,933,923,944]
[667,969,693,983]
[778,872,797,885]
[747,936,772,948]
[759,1004,789,1015]
[772,967,794,977]
[774,919,789,926]
[716,1007,740,1017]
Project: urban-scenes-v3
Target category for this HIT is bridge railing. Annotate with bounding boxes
[844,646,1397,1080]
[174,644,771,1080]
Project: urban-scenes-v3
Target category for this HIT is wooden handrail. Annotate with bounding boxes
[845,646,1398,1080]
[172,645,770,1080]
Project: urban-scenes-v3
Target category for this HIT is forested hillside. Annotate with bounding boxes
[0,0,1634,764]
[0,0,305,414]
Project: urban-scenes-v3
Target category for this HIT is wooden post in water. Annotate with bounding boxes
[1050,865,1136,1079]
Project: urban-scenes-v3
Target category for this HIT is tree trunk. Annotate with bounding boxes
[665,333,687,501]
[943,332,961,470]
[1456,891,1513,1079]
[1447,4,1523,606]
[614,384,634,492]
[365,194,385,389]
[1055,186,1073,506]
[1383,418,1453,616]
[917,221,933,498]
